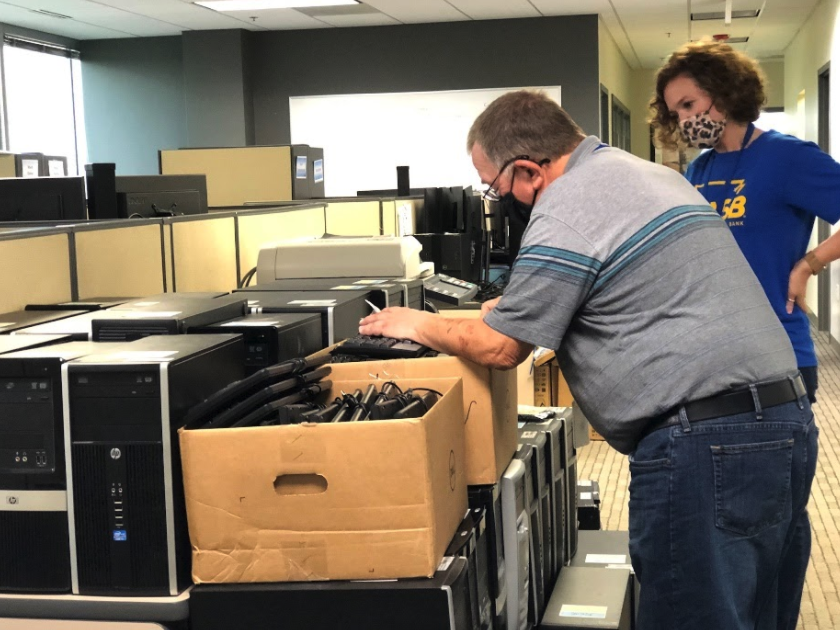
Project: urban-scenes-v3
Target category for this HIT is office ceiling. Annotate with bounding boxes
[0,0,818,68]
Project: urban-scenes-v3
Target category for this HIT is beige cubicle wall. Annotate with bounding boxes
[169,215,238,293]
[74,223,166,299]
[160,147,293,208]
[381,200,396,236]
[0,232,73,313]
[163,222,174,293]
[325,200,381,236]
[236,205,326,280]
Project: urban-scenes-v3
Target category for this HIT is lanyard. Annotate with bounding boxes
[700,122,755,189]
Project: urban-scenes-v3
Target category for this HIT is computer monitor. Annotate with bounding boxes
[0,176,86,221]
[115,174,208,218]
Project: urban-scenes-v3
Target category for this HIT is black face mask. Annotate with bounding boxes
[500,189,538,226]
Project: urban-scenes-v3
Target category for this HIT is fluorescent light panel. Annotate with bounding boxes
[196,0,358,11]
[691,9,760,21]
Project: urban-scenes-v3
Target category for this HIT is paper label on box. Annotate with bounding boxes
[578,480,593,487]
[437,556,455,572]
[21,159,39,177]
[606,563,634,571]
[295,155,307,179]
[313,159,324,183]
[559,605,608,619]
[48,159,65,177]
[288,300,336,306]
[580,492,592,500]
[586,554,627,564]
[520,430,538,439]
[220,320,280,327]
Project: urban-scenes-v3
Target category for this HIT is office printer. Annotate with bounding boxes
[256,236,428,284]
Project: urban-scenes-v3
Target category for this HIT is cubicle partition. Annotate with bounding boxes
[0,229,73,313]
[0,197,390,313]
[74,221,167,298]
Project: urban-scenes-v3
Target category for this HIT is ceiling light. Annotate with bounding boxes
[195,0,359,11]
[29,8,71,19]
[691,9,760,21]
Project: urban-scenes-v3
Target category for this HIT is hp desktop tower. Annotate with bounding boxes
[0,341,119,593]
[514,443,546,625]
[63,335,245,596]
[523,417,567,579]
[519,428,554,599]
[188,312,322,374]
[469,484,508,630]
[501,458,531,630]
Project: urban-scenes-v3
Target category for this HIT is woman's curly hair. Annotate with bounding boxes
[649,40,767,149]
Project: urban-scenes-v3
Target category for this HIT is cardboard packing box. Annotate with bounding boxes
[179,372,467,585]
[334,355,518,485]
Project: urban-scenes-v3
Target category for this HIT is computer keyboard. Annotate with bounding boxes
[333,335,432,360]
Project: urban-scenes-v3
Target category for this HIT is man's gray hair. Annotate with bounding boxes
[467,90,585,167]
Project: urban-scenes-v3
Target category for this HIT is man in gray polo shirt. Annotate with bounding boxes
[360,90,816,630]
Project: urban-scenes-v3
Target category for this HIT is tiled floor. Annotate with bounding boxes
[576,330,840,629]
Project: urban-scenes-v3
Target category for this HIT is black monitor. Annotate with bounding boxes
[114,174,208,218]
[0,176,87,222]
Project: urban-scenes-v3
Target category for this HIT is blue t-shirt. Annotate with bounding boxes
[686,130,840,367]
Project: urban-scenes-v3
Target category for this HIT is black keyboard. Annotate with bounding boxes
[333,335,431,360]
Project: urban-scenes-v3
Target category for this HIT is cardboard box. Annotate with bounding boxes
[179,373,466,584]
[335,355,517,485]
[522,350,574,408]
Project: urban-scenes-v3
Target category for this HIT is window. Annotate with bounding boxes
[3,37,86,175]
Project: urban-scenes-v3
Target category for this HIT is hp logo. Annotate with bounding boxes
[6,495,18,505]
[110,448,122,460]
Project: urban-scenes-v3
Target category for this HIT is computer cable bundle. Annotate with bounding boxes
[182,354,331,430]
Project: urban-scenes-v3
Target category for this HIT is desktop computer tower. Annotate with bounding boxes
[189,556,473,630]
[13,311,109,341]
[447,508,493,630]
[540,566,633,630]
[469,485,507,630]
[239,277,424,311]
[240,290,375,347]
[0,341,120,593]
[415,232,483,284]
[519,429,554,597]
[515,443,546,626]
[523,418,567,579]
[501,458,531,630]
[63,335,245,596]
[570,531,638,629]
[559,414,578,562]
[188,312,322,374]
[92,295,247,342]
[0,309,88,333]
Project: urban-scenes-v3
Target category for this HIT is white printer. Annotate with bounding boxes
[256,235,428,284]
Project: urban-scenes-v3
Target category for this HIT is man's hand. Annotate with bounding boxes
[787,260,811,314]
[359,307,432,342]
[480,297,501,318]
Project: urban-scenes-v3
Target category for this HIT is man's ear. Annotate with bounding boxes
[514,159,546,190]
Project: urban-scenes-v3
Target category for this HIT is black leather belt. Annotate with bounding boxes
[641,374,807,439]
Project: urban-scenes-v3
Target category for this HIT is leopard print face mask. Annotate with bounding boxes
[680,109,726,149]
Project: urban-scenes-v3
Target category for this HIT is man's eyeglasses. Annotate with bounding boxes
[482,155,548,201]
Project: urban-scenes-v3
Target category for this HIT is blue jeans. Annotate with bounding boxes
[628,395,818,629]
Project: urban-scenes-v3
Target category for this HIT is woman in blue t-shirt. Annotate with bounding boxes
[650,40,840,403]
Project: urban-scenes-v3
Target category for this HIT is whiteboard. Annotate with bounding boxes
[290,86,561,197]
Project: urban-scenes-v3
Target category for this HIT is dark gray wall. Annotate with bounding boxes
[183,30,254,147]
[250,15,600,144]
[80,37,186,175]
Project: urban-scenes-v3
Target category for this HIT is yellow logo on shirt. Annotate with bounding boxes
[696,179,747,225]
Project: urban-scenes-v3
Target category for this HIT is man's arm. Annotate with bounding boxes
[358,307,533,371]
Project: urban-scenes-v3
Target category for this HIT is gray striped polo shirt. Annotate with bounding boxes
[484,136,797,454]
